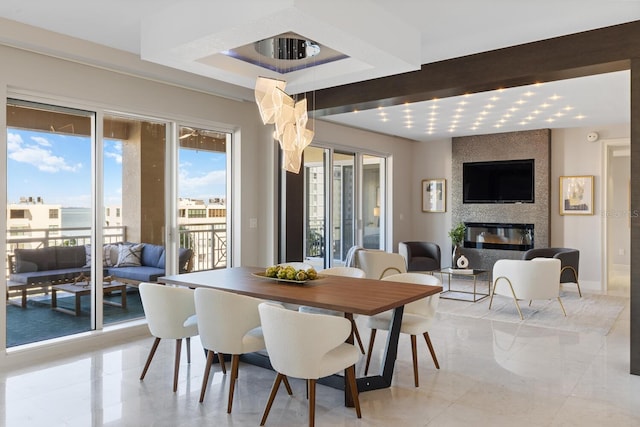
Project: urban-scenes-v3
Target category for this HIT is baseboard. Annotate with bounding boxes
[611,263,630,276]
[573,279,604,294]
[1,321,150,369]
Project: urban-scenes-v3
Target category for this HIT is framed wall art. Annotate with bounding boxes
[422,178,446,212]
[560,175,594,215]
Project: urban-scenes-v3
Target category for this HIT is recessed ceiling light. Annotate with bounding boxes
[490,96,500,102]
[575,114,586,120]
[546,118,555,123]
[532,110,541,115]
[564,106,574,111]
[485,104,494,109]
[515,100,526,105]
[524,91,535,97]
[555,112,565,117]
[455,108,464,113]
[549,94,561,101]
[540,102,551,108]
[509,107,519,112]
[459,100,468,106]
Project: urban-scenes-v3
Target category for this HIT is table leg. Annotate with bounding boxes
[75,293,81,316]
[51,288,58,310]
[355,305,404,392]
[344,313,357,407]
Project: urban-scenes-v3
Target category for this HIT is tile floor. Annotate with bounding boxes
[1,281,639,426]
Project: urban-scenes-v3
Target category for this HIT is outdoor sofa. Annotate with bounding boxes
[7,243,193,308]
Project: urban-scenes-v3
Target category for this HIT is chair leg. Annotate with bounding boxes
[260,373,285,426]
[199,350,215,403]
[563,266,582,297]
[186,336,191,363]
[574,279,582,297]
[411,335,419,387]
[173,338,183,392]
[282,376,293,395]
[423,332,440,369]
[364,329,377,375]
[140,337,161,380]
[217,352,227,374]
[227,354,240,413]
[308,378,316,427]
[345,365,362,418]
[557,296,567,316]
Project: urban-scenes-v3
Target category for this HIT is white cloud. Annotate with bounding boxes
[31,136,52,147]
[105,150,122,164]
[178,169,226,194]
[8,132,82,173]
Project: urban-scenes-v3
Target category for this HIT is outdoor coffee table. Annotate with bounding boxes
[434,267,491,302]
[51,281,127,316]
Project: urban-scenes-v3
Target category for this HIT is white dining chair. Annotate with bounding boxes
[356,250,407,279]
[490,258,565,320]
[364,272,441,387]
[138,282,198,392]
[194,287,291,413]
[298,266,367,353]
[258,302,362,427]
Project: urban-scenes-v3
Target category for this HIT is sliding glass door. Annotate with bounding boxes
[301,146,387,268]
[6,100,96,346]
[177,125,230,272]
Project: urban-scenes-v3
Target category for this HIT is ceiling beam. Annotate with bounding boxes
[308,20,640,116]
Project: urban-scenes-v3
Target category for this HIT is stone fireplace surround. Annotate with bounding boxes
[451,129,551,271]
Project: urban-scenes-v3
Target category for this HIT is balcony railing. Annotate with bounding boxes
[179,223,227,271]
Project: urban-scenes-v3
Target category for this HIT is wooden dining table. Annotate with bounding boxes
[159,266,442,405]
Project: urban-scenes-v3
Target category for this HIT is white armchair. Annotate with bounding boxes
[490,258,565,320]
[258,302,362,426]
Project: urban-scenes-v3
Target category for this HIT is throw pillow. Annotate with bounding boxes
[103,243,120,267]
[116,243,143,267]
[84,244,92,268]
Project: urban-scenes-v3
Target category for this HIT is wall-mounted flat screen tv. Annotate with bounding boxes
[463,159,535,203]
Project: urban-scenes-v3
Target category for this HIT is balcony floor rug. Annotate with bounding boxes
[437,286,627,336]
[6,289,144,348]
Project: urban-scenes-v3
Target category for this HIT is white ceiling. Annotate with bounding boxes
[0,0,638,142]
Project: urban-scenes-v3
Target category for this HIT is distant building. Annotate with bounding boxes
[7,197,61,249]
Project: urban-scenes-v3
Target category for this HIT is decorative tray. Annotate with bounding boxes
[252,272,322,285]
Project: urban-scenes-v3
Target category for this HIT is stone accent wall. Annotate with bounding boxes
[451,129,551,271]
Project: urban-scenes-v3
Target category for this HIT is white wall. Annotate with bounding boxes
[410,138,452,258]
[551,125,630,291]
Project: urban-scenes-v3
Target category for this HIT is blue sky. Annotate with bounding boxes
[7,129,226,207]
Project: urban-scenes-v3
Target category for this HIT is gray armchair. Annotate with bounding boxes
[399,241,441,272]
[522,247,581,297]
